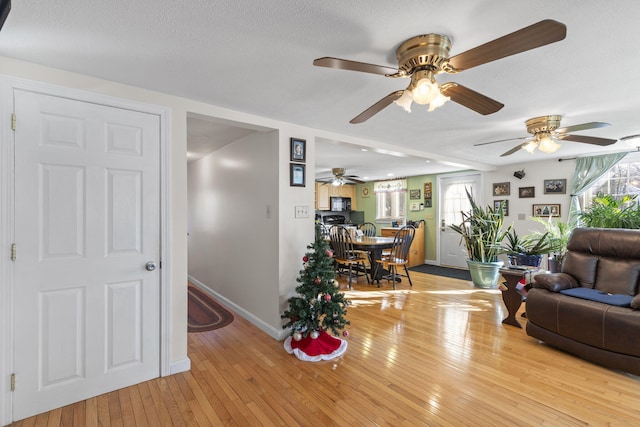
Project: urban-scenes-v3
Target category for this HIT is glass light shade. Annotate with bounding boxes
[411,78,438,105]
[427,91,450,112]
[394,90,413,112]
[523,140,538,154]
[332,179,341,186]
[537,135,561,153]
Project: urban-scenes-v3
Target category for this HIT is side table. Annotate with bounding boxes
[499,268,534,328]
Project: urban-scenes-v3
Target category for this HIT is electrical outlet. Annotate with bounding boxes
[295,205,309,218]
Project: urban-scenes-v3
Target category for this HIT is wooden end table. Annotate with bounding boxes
[499,268,534,328]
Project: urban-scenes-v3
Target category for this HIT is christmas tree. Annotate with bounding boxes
[281,224,350,360]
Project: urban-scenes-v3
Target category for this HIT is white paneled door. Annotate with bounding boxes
[12,90,161,420]
[438,173,481,268]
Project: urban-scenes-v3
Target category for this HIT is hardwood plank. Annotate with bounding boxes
[9,271,640,426]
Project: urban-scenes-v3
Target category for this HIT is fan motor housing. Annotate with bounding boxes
[396,34,452,74]
[526,115,562,134]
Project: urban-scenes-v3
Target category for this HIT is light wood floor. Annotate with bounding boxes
[11,271,640,426]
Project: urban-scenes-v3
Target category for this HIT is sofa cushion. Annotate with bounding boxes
[560,287,634,307]
[594,258,640,295]
[562,251,598,288]
[534,273,578,292]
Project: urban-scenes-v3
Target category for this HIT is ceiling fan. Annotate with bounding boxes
[313,20,566,123]
[316,168,365,185]
[475,115,618,157]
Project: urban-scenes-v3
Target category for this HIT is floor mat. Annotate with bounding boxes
[188,284,234,332]
[408,264,472,281]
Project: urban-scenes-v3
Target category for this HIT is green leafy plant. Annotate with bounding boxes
[579,193,640,229]
[502,229,552,256]
[449,188,511,263]
[529,215,574,265]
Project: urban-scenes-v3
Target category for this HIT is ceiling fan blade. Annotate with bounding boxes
[556,122,611,134]
[350,90,404,124]
[474,136,528,147]
[344,175,366,184]
[500,144,527,157]
[557,134,618,146]
[313,57,399,76]
[442,84,504,115]
[448,20,567,71]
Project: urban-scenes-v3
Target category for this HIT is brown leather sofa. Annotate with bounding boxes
[526,227,640,375]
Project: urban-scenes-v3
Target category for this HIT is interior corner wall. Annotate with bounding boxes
[187,130,281,333]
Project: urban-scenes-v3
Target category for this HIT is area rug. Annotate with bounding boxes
[188,284,234,332]
[409,264,472,281]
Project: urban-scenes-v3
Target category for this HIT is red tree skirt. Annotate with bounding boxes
[284,330,348,362]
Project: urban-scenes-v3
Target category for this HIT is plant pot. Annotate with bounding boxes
[508,254,543,268]
[466,259,504,289]
[548,258,561,273]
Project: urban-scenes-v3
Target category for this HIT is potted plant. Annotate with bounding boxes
[502,228,552,268]
[529,215,574,272]
[579,193,640,229]
[450,189,511,288]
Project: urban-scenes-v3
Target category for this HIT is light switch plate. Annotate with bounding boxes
[295,205,309,218]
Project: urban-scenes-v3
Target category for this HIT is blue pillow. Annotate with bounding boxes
[560,287,633,307]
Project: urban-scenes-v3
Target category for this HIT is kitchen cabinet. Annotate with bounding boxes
[380,222,425,267]
[315,183,357,210]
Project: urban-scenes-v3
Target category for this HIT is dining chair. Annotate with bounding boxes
[376,225,415,289]
[358,222,376,237]
[329,225,370,289]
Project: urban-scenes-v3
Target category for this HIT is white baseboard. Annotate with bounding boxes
[169,358,191,375]
[188,276,288,341]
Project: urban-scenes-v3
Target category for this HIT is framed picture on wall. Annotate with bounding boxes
[492,182,510,196]
[290,163,305,187]
[290,138,306,162]
[543,179,566,194]
[494,199,509,216]
[519,186,535,198]
[410,189,421,200]
[533,204,560,217]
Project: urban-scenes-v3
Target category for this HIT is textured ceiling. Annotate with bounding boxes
[2,1,640,181]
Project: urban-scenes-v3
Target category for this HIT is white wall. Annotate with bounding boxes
[187,130,283,332]
[484,157,574,236]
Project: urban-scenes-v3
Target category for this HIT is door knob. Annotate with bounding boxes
[145,261,157,271]
[440,219,446,231]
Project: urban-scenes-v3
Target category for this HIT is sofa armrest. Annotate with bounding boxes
[632,294,640,309]
[533,273,579,292]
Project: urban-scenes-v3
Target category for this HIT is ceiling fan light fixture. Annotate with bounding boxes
[394,89,413,112]
[537,133,561,153]
[523,140,538,154]
[427,91,450,112]
[411,77,439,105]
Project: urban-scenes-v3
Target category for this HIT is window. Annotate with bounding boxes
[579,154,640,210]
[374,179,407,221]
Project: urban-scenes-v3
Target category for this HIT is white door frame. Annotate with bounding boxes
[436,171,485,266]
[0,76,172,425]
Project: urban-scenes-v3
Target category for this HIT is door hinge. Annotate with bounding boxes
[11,113,16,131]
[10,373,15,391]
[11,243,16,261]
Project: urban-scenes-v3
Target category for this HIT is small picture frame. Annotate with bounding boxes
[543,179,566,194]
[519,186,535,198]
[410,189,421,200]
[494,199,509,216]
[492,182,510,196]
[290,138,306,162]
[533,204,560,217]
[290,163,305,187]
[361,186,371,198]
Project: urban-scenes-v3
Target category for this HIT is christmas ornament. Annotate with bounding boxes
[324,294,331,301]
[333,280,340,288]
[314,277,321,285]
[343,330,350,338]
[302,255,308,262]
[326,249,333,258]
[310,330,320,339]
[293,331,302,341]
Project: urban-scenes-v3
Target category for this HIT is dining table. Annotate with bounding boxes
[350,236,395,284]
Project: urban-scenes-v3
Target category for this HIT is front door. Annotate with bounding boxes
[12,89,161,420]
[438,173,482,268]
